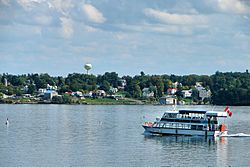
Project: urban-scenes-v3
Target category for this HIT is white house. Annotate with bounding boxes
[142,88,154,98]
[195,83,211,100]
[110,87,118,94]
[47,84,57,91]
[159,96,177,105]
[199,89,211,100]
[95,90,106,97]
[23,85,29,92]
[182,90,192,98]
[118,79,127,87]
[84,91,93,98]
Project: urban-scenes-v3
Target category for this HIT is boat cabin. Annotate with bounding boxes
[156,109,227,131]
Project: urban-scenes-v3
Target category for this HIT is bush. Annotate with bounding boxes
[52,96,63,104]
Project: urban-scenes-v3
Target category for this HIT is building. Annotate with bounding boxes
[23,85,29,92]
[38,88,47,94]
[47,84,57,91]
[181,90,192,98]
[110,87,118,94]
[195,82,204,91]
[94,90,106,97]
[172,82,182,88]
[84,91,93,98]
[159,96,177,105]
[199,89,211,100]
[195,82,211,100]
[4,78,8,87]
[167,88,177,95]
[118,79,127,89]
[44,90,58,100]
[119,79,127,87]
[142,88,154,98]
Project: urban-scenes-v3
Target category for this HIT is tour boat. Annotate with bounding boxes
[143,108,232,137]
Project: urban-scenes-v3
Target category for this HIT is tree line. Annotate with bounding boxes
[0,71,250,105]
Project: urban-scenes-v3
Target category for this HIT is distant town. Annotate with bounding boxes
[0,70,250,105]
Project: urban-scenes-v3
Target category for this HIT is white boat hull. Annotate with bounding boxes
[143,126,226,137]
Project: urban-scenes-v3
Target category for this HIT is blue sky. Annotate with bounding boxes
[0,0,250,76]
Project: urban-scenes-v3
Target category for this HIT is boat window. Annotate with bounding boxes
[191,125,196,130]
[197,125,203,130]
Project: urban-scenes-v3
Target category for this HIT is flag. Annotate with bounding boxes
[229,111,233,117]
[224,106,233,117]
[224,106,229,112]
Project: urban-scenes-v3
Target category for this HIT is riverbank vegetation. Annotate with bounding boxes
[0,70,250,105]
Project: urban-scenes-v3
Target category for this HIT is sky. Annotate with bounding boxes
[0,0,250,76]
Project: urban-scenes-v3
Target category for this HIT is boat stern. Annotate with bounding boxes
[214,130,228,137]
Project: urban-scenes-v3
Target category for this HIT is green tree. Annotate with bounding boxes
[100,80,110,92]
[27,84,36,95]
[52,96,63,104]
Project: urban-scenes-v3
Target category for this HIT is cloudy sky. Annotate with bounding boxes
[0,0,250,76]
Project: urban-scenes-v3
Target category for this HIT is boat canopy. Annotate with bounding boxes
[165,110,179,114]
[206,111,227,117]
[179,110,207,114]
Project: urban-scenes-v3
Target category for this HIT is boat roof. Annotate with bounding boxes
[165,110,179,114]
[206,111,227,117]
[179,110,207,114]
[164,109,228,117]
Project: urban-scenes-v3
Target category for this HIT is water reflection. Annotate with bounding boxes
[143,134,229,166]
[216,137,229,166]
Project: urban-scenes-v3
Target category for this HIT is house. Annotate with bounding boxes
[109,94,124,100]
[199,89,211,100]
[118,79,127,88]
[94,90,106,97]
[73,91,83,97]
[23,85,29,92]
[4,78,8,87]
[84,91,93,98]
[2,94,15,99]
[195,82,204,91]
[159,96,177,105]
[181,90,192,98]
[110,87,118,94]
[38,88,47,95]
[47,84,57,91]
[142,88,154,98]
[167,88,177,95]
[195,82,211,100]
[44,90,58,100]
[172,82,182,88]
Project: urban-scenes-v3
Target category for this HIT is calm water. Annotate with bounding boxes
[0,104,250,166]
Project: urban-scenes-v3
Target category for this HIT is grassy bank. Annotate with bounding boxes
[82,98,144,105]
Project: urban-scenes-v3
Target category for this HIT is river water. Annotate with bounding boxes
[0,104,250,166]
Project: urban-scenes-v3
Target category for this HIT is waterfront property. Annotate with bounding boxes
[159,96,177,105]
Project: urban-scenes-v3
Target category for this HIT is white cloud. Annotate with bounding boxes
[83,4,106,23]
[144,8,207,25]
[49,0,74,16]
[35,15,52,25]
[17,0,46,10]
[117,23,194,36]
[216,0,249,14]
[60,17,73,38]
[84,25,98,32]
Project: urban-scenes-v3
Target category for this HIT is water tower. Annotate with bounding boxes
[84,63,92,74]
